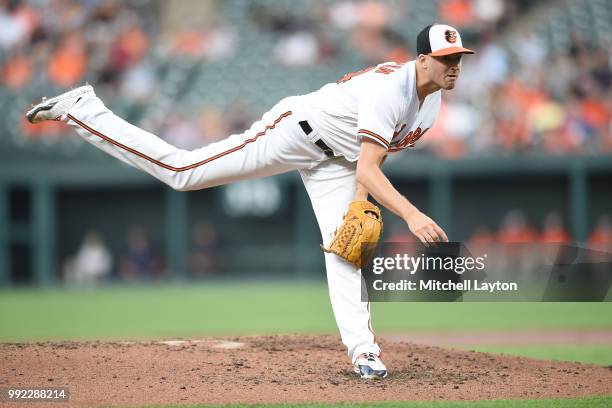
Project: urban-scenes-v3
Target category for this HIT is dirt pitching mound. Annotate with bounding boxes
[1,335,611,407]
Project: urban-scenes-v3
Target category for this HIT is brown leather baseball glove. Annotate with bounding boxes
[321,200,383,269]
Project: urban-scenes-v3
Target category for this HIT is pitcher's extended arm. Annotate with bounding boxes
[356,140,448,244]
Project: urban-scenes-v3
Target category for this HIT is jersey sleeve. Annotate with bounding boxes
[357,80,403,150]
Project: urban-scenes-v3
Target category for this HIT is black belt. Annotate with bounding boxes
[299,120,335,158]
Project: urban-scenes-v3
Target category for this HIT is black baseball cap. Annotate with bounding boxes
[417,24,475,56]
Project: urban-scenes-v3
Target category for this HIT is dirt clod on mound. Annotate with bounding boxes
[1,335,611,407]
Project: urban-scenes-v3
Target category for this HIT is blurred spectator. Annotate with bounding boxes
[439,0,474,28]
[248,4,302,33]
[540,212,571,243]
[21,115,71,140]
[357,1,391,30]
[205,25,238,61]
[48,31,87,87]
[328,1,360,30]
[197,107,229,144]
[427,96,480,158]
[118,61,157,105]
[160,113,202,149]
[385,218,417,243]
[472,0,505,27]
[588,215,612,250]
[0,0,31,51]
[226,101,254,135]
[190,222,222,278]
[469,225,496,244]
[383,29,411,63]
[351,26,387,63]
[586,214,612,271]
[249,2,335,67]
[1,51,32,88]
[496,210,540,279]
[497,210,539,243]
[160,106,231,150]
[119,226,163,281]
[171,24,237,60]
[345,2,410,64]
[275,30,320,67]
[109,21,149,73]
[590,50,612,90]
[513,31,547,68]
[63,230,113,285]
[545,53,576,100]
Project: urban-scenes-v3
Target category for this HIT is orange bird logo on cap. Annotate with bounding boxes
[445,30,457,43]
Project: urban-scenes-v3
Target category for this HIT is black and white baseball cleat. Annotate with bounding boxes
[353,352,388,379]
[26,85,94,124]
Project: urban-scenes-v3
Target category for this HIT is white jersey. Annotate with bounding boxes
[301,60,441,161]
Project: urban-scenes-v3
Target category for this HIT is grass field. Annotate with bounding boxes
[463,344,612,365]
[1,282,611,336]
[1,282,611,364]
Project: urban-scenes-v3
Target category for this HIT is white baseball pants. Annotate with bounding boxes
[65,94,381,362]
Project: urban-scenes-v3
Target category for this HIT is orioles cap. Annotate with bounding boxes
[416,24,475,56]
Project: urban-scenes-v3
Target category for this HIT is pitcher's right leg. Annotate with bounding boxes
[299,159,385,378]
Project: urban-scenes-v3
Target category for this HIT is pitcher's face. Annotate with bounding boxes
[427,54,463,90]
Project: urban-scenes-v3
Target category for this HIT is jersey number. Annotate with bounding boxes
[337,63,403,83]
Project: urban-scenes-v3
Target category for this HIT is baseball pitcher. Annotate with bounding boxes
[26,24,474,379]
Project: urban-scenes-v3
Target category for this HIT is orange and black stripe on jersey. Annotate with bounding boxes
[358,129,390,150]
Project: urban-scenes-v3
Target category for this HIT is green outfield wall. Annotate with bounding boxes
[1,152,611,285]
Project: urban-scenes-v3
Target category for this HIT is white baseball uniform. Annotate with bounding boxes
[63,60,441,362]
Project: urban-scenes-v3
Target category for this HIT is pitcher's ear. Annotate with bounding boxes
[418,54,428,70]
